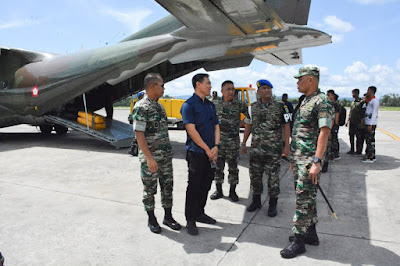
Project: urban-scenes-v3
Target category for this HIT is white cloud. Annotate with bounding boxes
[310,16,354,43]
[0,18,42,30]
[165,60,400,99]
[102,8,152,33]
[324,16,355,33]
[350,0,399,4]
[396,58,400,70]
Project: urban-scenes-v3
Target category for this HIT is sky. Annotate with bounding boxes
[1,0,400,99]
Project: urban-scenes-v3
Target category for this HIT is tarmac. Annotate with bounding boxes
[1,109,399,265]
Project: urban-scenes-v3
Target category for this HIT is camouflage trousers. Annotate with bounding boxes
[249,149,281,197]
[365,125,376,159]
[292,162,319,235]
[140,157,173,211]
[331,124,339,157]
[215,145,239,185]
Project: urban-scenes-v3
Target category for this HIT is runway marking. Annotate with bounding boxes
[377,127,400,141]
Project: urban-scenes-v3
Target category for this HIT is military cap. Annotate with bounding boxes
[294,66,320,79]
[256,79,273,88]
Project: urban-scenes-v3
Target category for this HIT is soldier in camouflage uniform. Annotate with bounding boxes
[132,73,181,234]
[327,90,341,160]
[280,67,333,259]
[210,80,250,202]
[241,79,291,217]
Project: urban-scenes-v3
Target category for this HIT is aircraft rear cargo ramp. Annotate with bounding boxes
[44,115,134,149]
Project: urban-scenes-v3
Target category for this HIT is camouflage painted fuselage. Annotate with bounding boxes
[0,0,331,129]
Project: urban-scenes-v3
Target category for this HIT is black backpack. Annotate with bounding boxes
[339,106,346,126]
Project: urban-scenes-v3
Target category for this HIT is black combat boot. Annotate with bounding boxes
[210,183,224,200]
[246,194,261,212]
[163,208,181,231]
[267,197,278,217]
[229,184,239,202]
[281,234,306,259]
[288,224,319,246]
[147,210,161,234]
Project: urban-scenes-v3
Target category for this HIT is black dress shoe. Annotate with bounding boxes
[196,213,216,224]
[148,219,161,234]
[186,221,198,235]
[163,218,181,231]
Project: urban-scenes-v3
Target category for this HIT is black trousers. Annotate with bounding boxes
[349,123,366,153]
[185,150,215,221]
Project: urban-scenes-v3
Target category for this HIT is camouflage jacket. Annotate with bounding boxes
[214,98,249,145]
[132,95,173,163]
[291,89,333,163]
[244,98,291,151]
[349,99,363,124]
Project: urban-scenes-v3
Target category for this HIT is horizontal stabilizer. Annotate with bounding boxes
[0,46,55,81]
[255,49,302,66]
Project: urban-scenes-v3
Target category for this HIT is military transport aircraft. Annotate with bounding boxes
[0,0,331,148]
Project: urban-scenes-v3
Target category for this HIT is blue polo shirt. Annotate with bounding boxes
[181,93,219,154]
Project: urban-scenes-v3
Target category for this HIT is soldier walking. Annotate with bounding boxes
[241,79,291,217]
[132,73,181,234]
[280,67,333,259]
[210,80,250,202]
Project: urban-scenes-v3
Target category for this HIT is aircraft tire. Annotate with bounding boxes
[55,125,68,135]
[39,125,52,135]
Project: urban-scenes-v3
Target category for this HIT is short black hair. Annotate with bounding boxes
[143,73,162,90]
[352,89,360,95]
[192,73,209,89]
[282,93,288,97]
[368,86,377,94]
[221,80,234,88]
[327,89,335,95]
[334,94,339,101]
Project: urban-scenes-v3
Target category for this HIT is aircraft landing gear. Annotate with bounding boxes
[39,125,52,135]
[54,125,68,135]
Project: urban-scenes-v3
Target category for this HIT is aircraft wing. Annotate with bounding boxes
[155,0,288,36]
[255,49,302,66]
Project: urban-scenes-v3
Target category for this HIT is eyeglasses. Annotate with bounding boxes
[154,83,164,88]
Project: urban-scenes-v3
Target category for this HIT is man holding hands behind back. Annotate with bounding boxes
[181,73,220,236]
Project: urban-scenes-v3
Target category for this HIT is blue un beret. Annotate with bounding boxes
[256,79,273,89]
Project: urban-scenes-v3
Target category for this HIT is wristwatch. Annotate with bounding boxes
[215,144,220,148]
[313,157,322,165]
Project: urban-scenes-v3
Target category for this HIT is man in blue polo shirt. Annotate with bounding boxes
[181,73,220,236]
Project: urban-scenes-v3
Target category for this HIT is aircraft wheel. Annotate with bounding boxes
[55,125,68,135]
[177,122,185,130]
[39,125,52,135]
